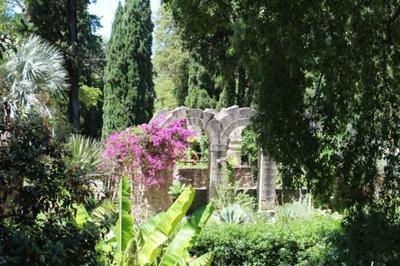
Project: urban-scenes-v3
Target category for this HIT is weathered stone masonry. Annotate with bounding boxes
[151,105,277,210]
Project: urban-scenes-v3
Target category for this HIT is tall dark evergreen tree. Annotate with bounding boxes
[102,3,124,138]
[102,0,154,138]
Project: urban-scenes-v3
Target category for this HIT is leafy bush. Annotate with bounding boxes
[192,215,343,265]
[79,83,102,110]
[0,114,101,264]
[338,204,400,265]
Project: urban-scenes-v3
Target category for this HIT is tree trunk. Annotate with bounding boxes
[237,66,247,106]
[245,77,255,106]
[67,0,80,131]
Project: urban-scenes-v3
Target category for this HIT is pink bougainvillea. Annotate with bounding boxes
[102,118,193,186]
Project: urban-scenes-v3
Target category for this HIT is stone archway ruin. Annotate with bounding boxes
[151,105,276,211]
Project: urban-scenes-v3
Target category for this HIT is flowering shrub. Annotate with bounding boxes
[102,118,193,186]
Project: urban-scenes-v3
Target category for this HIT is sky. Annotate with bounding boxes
[89,0,161,40]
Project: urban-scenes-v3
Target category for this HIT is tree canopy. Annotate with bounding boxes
[164,0,400,210]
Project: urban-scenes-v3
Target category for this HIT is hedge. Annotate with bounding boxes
[192,216,343,266]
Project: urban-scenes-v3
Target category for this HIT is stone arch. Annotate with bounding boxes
[151,105,276,211]
[154,106,254,146]
[220,118,253,146]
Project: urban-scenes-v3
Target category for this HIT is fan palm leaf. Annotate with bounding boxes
[0,35,68,117]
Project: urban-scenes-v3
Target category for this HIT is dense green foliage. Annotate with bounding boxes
[162,2,255,109]
[194,203,400,265]
[184,86,217,110]
[0,114,100,264]
[79,83,104,138]
[153,3,253,110]
[102,0,154,138]
[192,216,342,265]
[164,0,400,208]
[0,37,103,263]
[165,2,400,263]
[341,204,400,264]
[185,56,220,109]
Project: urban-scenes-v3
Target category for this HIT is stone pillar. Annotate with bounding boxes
[257,150,276,211]
[226,127,243,165]
[208,143,227,198]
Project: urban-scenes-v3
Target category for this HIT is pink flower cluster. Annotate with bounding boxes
[102,118,194,186]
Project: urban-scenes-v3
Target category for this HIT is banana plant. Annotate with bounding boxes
[78,175,214,266]
[75,203,91,228]
[115,174,136,263]
[158,204,214,265]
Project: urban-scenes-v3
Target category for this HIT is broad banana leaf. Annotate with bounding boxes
[123,238,138,265]
[115,176,135,256]
[91,200,116,225]
[75,204,91,228]
[189,252,213,266]
[137,186,195,265]
[159,204,214,266]
[140,212,164,242]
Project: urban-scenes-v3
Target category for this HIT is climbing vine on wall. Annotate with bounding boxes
[102,118,193,187]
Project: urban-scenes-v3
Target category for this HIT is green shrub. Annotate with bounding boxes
[192,215,342,265]
[0,114,101,265]
[339,204,400,265]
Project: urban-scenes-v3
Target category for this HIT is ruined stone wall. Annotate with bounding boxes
[152,106,277,211]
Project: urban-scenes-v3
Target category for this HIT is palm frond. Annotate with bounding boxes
[0,35,68,117]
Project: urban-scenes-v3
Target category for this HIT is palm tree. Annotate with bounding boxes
[0,35,68,119]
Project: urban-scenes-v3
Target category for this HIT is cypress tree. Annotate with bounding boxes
[102,0,154,138]
[102,2,125,138]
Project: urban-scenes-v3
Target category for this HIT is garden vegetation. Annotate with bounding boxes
[0,0,399,265]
